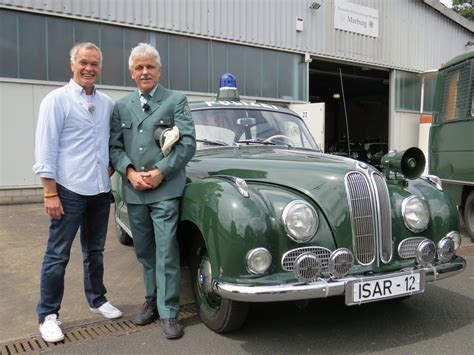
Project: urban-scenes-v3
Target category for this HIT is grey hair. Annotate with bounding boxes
[128,43,161,69]
[70,42,103,67]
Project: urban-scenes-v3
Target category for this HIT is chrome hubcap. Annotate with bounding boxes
[197,256,213,297]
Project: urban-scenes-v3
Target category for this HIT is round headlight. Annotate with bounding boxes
[247,248,272,274]
[282,200,318,243]
[402,196,430,233]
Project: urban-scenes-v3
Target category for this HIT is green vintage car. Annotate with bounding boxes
[112,75,466,333]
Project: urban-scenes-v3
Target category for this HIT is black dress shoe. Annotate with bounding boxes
[133,297,159,325]
[161,318,184,339]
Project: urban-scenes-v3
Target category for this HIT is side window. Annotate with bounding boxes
[471,95,474,117]
[471,76,474,117]
[440,62,472,121]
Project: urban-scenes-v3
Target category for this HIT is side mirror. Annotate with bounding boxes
[381,147,426,180]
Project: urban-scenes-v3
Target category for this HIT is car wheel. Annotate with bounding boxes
[464,191,474,242]
[114,205,133,246]
[190,247,249,333]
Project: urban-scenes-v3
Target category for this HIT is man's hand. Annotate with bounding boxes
[142,168,164,189]
[44,196,64,220]
[41,177,64,220]
[127,167,153,190]
[108,164,115,177]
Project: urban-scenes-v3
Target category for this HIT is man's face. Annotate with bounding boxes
[71,47,101,90]
[130,55,161,94]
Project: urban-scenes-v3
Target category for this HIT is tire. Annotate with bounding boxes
[464,191,474,242]
[114,205,133,246]
[190,246,249,333]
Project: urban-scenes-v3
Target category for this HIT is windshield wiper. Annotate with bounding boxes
[236,139,294,148]
[196,138,229,146]
[235,139,277,145]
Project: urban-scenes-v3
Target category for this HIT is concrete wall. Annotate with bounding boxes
[0,79,215,203]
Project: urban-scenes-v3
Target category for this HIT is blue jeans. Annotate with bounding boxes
[37,184,111,323]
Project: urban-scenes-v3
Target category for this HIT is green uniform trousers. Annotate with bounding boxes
[127,198,180,319]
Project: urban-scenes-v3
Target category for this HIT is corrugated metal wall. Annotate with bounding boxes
[0,0,472,72]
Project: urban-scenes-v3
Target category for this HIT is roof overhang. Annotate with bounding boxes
[422,0,474,33]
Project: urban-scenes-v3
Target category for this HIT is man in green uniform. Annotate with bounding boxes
[110,43,196,339]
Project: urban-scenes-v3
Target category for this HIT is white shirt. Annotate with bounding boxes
[138,85,158,110]
[33,79,113,195]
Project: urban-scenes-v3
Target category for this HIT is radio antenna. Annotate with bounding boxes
[339,68,351,156]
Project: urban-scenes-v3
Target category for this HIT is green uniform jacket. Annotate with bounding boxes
[109,84,196,204]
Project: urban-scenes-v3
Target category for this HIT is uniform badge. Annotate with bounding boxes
[184,105,192,119]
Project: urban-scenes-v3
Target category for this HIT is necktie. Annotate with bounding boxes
[141,93,151,111]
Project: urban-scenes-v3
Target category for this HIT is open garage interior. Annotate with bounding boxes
[309,59,389,153]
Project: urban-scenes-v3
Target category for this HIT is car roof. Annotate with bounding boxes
[442,50,473,69]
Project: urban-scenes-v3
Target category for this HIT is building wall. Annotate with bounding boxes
[0,0,472,201]
[0,0,472,72]
[0,78,214,203]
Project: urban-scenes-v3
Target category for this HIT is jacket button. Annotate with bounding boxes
[141,166,145,171]
[160,120,163,124]
[121,123,125,127]
[139,129,143,133]
[139,147,143,151]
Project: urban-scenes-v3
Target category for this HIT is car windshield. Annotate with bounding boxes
[191,108,320,150]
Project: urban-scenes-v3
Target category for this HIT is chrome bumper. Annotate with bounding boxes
[213,256,466,303]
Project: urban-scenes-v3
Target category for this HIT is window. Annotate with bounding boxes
[0,10,18,78]
[169,35,189,91]
[190,38,210,93]
[100,25,124,86]
[422,77,437,114]
[48,17,73,82]
[0,8,307,101]
[18,12,46,80]
[395,70,421,111]
[192,108,318,149]
[439,62,472,122]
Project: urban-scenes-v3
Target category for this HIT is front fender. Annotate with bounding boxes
[388,178,459,245]
[181,178,336,282]
[181,178,274,280]
[408,178,460,239]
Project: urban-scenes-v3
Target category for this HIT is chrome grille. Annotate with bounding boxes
[373,173,393,263]
[398,237,427,258]
[281,247,331,271]
[345,172,376,265]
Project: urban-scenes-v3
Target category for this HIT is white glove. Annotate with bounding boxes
[160,126,180,156]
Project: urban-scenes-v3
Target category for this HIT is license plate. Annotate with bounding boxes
[345,271,425,305]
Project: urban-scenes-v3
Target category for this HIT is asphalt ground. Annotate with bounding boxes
[0,203,194,344]
[0,203,472,350]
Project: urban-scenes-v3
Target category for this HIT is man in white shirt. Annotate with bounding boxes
[33,42,122,343]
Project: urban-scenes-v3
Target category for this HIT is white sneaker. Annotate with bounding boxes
[39,314,64,343]
[90,301,123,319]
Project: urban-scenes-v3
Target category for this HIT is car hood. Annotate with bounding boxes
[188,147,366,232]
